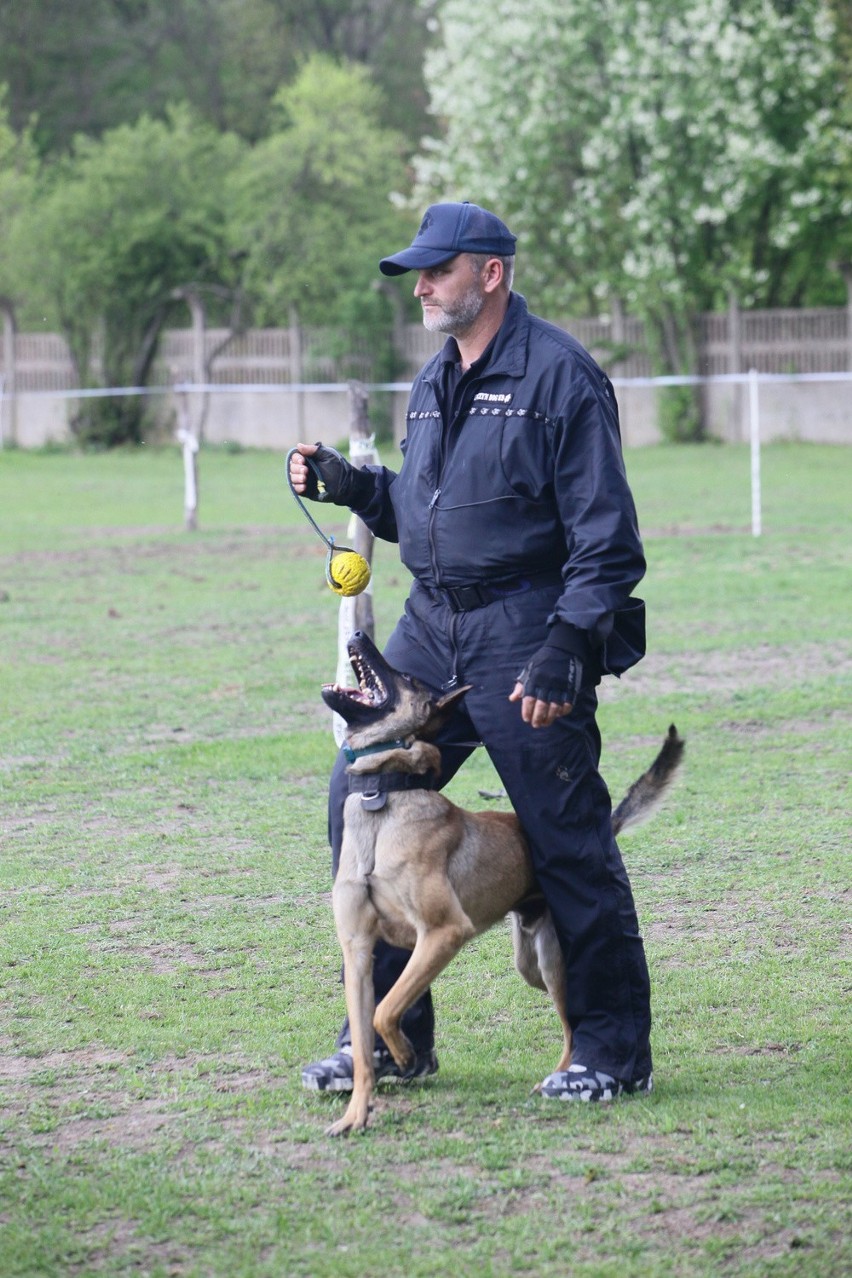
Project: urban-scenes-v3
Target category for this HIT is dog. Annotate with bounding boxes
[319,630,684,1136]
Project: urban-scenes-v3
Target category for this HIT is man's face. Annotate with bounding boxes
[413,255,486,336]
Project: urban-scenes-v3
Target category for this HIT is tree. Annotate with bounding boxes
[0,0,432,154]
[258,0,434,142]
[226,55,412,343]
[16,106,244,444]
[0,93,39,312]
[417,0,852,435]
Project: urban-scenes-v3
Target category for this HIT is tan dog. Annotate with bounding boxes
[321,631,683,1136]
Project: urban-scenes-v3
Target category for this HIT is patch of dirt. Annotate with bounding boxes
[380,1128,840,1263]
[50,1100,176,1153]
[600,640,851,700]
[68,1218,191,1277]
[2,1049,290,1161]
[0,1047,130,1081]
[709,1041,804,1056]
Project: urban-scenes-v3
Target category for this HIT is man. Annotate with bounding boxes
[290,201,651,1102]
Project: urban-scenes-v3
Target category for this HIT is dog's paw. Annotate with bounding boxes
[325,1100,374,1138]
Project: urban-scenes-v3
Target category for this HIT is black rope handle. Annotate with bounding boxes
[285,448,366,593]
[285,448,342,549]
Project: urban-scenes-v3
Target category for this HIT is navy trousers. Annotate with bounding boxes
[328,580,652,1081]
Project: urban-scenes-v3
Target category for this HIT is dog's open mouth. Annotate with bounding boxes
[323,650,388,709]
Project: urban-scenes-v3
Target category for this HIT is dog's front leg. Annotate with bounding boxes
[375,914,475,1072]
[326,880,379,1137]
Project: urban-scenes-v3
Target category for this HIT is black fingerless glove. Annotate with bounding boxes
[302,443,373,507]
[516,622,589,705]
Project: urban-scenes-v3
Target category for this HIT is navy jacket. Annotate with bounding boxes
[351,293,646,674]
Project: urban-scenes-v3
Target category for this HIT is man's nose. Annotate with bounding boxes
[414,273,430,297]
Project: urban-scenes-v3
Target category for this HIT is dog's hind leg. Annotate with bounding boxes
[534,915,573,1079]
[511,907,573,1085]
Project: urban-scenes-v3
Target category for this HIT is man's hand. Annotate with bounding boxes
[508,625,586,728]
[288,442,357,504]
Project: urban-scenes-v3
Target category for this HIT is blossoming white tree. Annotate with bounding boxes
[417,0,851,431]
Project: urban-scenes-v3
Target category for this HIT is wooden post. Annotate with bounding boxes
[333,381,379,746]
[843,268,852,371]
[727,290,741,375]
[0,301,16,448]
[289,307,304,440]
[728,290,743,442]
[175,389,200,531]
[170,286,210,444]
[610,296,629,444]
[611,295,625,352]
[748,368,762,537]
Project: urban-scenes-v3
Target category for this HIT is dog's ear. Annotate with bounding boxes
[420,684,473,740]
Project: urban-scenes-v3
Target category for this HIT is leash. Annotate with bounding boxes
[285,448,371,596]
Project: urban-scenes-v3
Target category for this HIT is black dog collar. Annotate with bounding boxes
[342,737,412,764]
[348,770,438,811]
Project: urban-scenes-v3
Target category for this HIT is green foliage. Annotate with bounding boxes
[657,383,703,445]
[0,0,432,155]
[0,92,38,308]
[0,48,416,448]
[227,55,412,365]
[15,107,244,445]
[418,0,852,367]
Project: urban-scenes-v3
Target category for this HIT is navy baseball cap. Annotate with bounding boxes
[379,202,517,276]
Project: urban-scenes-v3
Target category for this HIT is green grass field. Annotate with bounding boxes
[1,441,850,1277]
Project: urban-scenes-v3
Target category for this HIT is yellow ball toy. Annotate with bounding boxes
[326,549,371,597]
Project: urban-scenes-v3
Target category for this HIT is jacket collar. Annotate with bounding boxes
[435,292,530,382]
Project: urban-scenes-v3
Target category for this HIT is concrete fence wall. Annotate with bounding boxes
[2,302,851,450]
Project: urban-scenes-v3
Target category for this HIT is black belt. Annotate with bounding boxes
[433,570,563,613]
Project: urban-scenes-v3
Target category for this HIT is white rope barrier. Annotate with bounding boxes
[8,370,851,536]
[15,370,852,399]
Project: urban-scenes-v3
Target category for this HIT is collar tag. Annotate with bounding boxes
[359,791,388,812]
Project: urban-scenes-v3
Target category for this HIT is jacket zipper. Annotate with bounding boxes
[426,367,480,587]
[443,611,460,690]
[427,486,442,585]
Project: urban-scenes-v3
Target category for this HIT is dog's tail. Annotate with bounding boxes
[611,725,685,838]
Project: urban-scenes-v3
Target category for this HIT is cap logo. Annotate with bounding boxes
[418,212,433,234]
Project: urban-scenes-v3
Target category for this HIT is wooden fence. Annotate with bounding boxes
[2,303,851,395]
[0,322,375,395]
[396,303,852,379]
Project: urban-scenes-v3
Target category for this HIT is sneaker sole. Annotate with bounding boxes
[301,1073,354,1093]
[540,1073,653,1102]
[301,1054,438,1093]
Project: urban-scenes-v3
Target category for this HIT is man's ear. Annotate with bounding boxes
[420,685,473,739]
[482,257,505,293]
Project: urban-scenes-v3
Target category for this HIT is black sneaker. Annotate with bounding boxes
[301,1044,439,1093]
[539,1062,653,1102]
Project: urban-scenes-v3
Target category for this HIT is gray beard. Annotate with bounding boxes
[421,285,485,336]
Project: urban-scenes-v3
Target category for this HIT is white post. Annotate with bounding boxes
[333,382,378,747]
[175,390,200,531]
[748,368,762,537]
